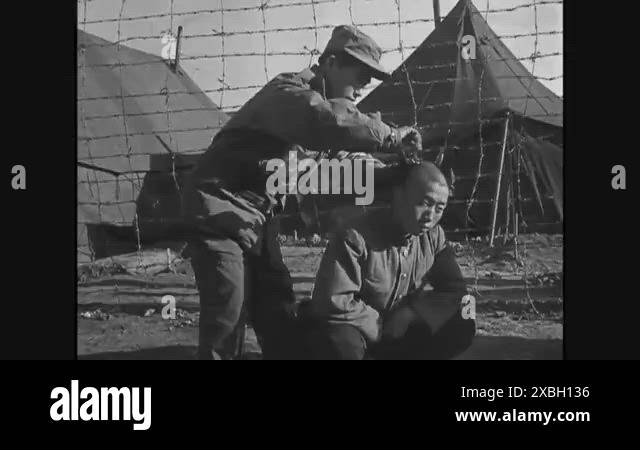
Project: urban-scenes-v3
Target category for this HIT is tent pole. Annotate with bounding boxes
[433,0,441,27]
[513,141,520,262]
[172,25,183,71]
[504,149,516,245]
[503,179,511,246]
[489,114,510,248]
[511,153,517,240]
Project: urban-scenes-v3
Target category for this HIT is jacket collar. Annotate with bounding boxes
[369,208,415,248]
[299,65,326,98]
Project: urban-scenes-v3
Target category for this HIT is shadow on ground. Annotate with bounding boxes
[78,336,562,360]
[454,336,562,360]
[79,345,198,360]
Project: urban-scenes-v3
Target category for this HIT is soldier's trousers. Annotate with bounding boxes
[189,219,300,359]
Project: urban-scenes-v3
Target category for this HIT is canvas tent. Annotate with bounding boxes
[355,0,563,237]
[77,30,228,262]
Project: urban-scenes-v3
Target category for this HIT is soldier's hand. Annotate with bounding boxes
[391,127,422,164]
[380,126,423,164]
[397,126,422,150]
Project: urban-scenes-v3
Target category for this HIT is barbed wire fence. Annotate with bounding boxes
[77,0,563,321]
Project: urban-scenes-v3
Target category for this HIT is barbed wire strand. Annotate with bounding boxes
[220,0,227,109]
[76,112,561,144]
[79,41,562,69]
[80,0,561,27]
[79,0,100,261]
[261,1,270,82]
[309,0,320,66]
[82,25,561,49]
[348,0,356,27]
[78,91,561,122]
[518,0,543,317]
[466,235,481,301]
[166,0,182,248]
[118,0,145,273]
[464,48,487,226]
[395,0,418,128]
[114,0,139,234]
[77,67,562,105]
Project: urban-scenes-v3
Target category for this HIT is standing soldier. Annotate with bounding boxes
[182,25,421,359]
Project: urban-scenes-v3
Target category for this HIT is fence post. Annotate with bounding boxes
[171,26,183,71]
[433,0,441,27]
[489,114,510,247]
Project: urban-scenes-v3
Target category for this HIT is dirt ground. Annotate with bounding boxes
[77,233,563,360]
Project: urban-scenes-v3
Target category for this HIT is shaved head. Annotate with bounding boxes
[392,161,450,235]
[405,161,449,191]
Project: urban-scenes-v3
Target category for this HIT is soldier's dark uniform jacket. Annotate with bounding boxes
[182,65,394,255]
[182,64,398,358]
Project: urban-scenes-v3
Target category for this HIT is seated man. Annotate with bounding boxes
[304,161,476,360]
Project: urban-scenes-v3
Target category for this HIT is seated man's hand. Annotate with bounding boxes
[381,305,419,340]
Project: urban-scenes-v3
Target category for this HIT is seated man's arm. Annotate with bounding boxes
[309,229,381,342]
[406,227,468,334]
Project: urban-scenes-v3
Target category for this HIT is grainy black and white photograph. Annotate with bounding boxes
[77,0,563,360]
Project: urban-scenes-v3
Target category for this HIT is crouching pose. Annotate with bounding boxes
[304,161,476,359]
[182,25,421,360]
